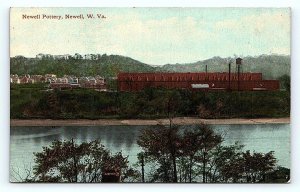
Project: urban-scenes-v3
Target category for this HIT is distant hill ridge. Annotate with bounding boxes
[10,54,290,79]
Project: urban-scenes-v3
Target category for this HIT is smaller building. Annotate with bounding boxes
[19,76,29,84]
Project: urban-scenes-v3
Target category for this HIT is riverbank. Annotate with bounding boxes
[10,117,290,126]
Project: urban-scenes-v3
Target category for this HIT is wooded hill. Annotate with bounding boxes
[10,54,290,79]
[160,55,290,79]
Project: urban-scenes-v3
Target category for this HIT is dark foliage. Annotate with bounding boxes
[26,139,139,183]
[137,124,286,183]
[17,125,289,183]
[11,85,290,119]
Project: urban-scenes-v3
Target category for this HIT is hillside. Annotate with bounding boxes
[160,55,290,79]
[10,54,290,79]
[10,54,156,78]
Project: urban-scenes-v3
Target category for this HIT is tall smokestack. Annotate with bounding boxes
[228,61,231,91]
[236,58,243,91]
[205,65,208,80]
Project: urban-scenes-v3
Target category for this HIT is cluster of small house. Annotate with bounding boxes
[36,53,101,60]
[10,74,107,91]
[10,74,45,84]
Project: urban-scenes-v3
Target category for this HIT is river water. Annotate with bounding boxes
[10,124,290,182]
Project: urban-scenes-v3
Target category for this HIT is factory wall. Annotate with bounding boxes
[117,72,279,91]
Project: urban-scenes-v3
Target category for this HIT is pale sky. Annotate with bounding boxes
[10,7,290,65]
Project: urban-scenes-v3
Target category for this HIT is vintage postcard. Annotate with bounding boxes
[10,7,290,183]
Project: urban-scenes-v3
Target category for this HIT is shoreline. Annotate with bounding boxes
[10,117,290,126]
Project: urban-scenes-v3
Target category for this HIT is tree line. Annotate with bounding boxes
[11,85,290,119]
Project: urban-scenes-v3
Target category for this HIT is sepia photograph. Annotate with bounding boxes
[9,7,290,183]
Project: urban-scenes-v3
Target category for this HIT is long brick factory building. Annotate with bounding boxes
[117,72,279,91]
[117,58,279,92]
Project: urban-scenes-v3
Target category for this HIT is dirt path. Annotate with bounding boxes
[10,117,290,126]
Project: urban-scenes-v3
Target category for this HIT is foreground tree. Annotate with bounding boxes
[242,150,277,183]
[181,124,222,182]
[210,143,245,182]
[27,139,138,183]
[264,166,290,183]
[137,123,281,183]
[137,125,182,182]
[193,125,222,183]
